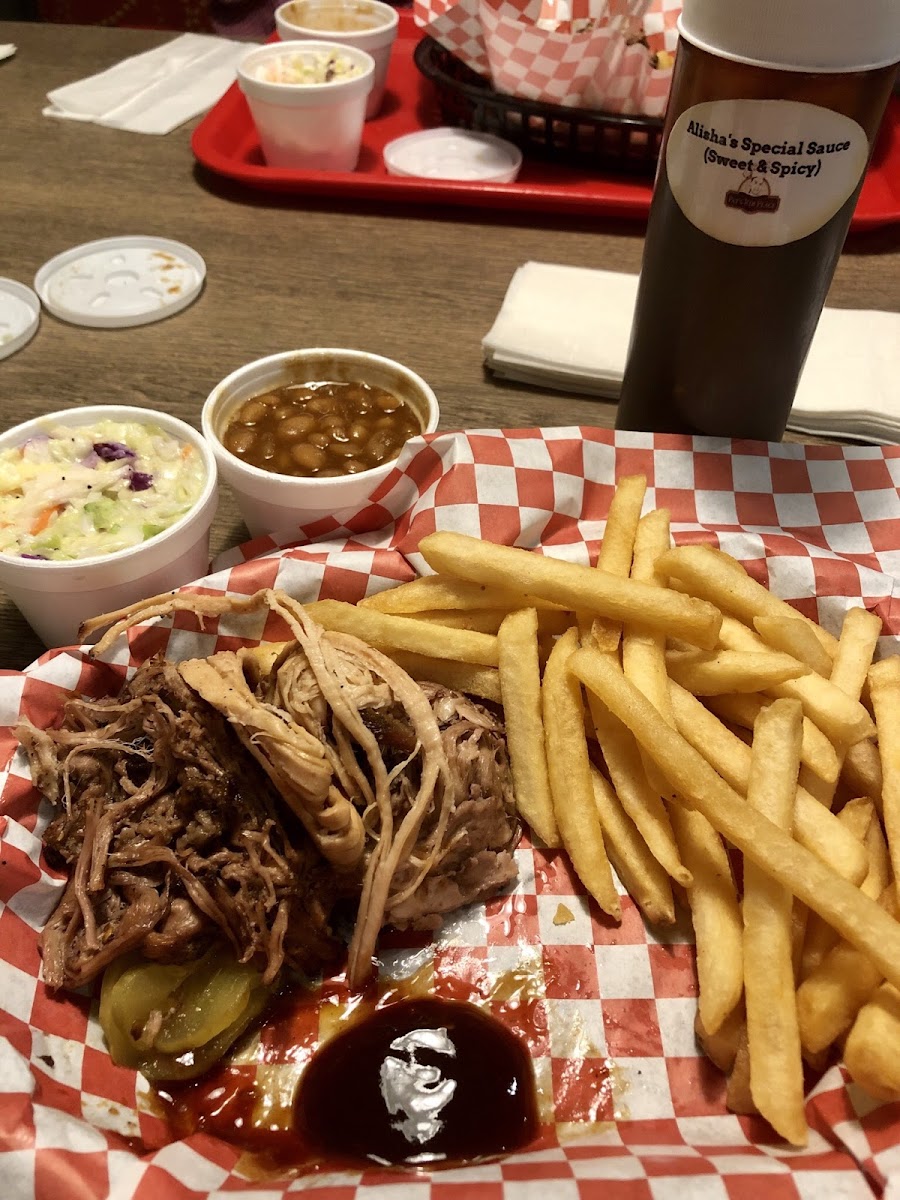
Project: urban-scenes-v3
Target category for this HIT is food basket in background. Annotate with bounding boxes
[412,0,679,169]
[414,34,664,170]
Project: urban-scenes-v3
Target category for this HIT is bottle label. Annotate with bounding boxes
[665,99,869,247]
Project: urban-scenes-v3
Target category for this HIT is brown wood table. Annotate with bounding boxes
[2,19,899,671]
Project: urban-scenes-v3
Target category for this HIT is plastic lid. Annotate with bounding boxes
[34,236,206,329]
[680,0,900,73]
[383,128,523,184]
[0,279,40,362]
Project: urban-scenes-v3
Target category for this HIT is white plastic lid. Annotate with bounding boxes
[0,279,40,362]
[680,0,900,73]
[34,236,206,329]
[383,128,522,184]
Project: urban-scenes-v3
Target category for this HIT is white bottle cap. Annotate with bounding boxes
[680,0,900,73]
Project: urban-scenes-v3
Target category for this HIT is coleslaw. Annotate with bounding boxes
[256,49,362,84]
[0,419,206,560]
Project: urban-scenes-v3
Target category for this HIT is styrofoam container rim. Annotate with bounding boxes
[275,0,398,41]
[383,128,523,183]
[0,405,218,571]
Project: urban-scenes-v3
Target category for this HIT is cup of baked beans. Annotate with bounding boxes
[202,348,439,538]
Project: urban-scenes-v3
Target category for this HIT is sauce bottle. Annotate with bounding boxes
[616,0,900,441]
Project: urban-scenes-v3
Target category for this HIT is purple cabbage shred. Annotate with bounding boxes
[21,553,47,560]
[128,470,153,492]
[93,442,136,462]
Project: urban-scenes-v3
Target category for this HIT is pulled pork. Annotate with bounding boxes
[18,659,338,992]
[24,588,521,996]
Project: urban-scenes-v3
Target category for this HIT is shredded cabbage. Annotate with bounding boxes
[0,419,206,560]
[257,49,362,84]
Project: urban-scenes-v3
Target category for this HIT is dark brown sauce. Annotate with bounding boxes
[297,998,538,1167]
[158,980,541,1176]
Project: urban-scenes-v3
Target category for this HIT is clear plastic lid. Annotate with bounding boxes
[383,128,523,184]
[34,236,206,329]
[0,279,40,362]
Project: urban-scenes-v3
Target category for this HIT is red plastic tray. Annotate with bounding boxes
[192,12,900,227]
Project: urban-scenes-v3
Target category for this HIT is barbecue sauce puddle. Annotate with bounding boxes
[157,971,539,1177]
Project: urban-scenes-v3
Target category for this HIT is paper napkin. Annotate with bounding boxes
[483,261,900,444]
[43,34,252,135]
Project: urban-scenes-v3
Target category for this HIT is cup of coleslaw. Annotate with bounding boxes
[0,405,218,649]
[237,40,375,171]
[275,0,399,119]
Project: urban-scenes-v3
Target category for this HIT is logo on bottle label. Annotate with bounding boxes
[666,99,868,246]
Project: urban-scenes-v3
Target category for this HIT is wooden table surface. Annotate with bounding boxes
[2,19,899,670]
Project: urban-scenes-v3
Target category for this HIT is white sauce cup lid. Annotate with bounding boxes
[0,278,40,361]
[34,236,206,329]
[383,128,523,184]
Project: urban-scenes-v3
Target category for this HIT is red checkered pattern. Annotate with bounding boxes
[415,0,676,114]
[1,427,899,1198]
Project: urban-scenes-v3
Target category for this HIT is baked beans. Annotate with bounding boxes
[222,380,421,478]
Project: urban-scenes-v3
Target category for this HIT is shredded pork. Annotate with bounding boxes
[24,588,520,995]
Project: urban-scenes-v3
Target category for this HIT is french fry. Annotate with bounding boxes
[796,886,899,1055]
[419,532,723,650]
[725,1025,756,1115]
[584,474,647,652]
[404,608,578,637]
[622,508,677,799]
[497,608,559,848]
[671,804,744,1035]
[868,655,900,890]
[619,509,743,1033]
[543,629,620,919]
[360,575,565,615]
[842,738,883,814]
[310,599,499,666]
[589,764,676,926]
[706,693,840,787]
[388,651,502,705]
[800,801,888,981]
[717,616,875,746]
[696,1003,745,1073]
[742,698,807,1146]
[658,543,839,661]
[753,615,833,677]
[568,650,900,995]
[587,696,690,886]
[843,983,900,1101]
[666,647,809,695]
[668,682,868,886]
[398,608,510,634]
[808,606,883,811]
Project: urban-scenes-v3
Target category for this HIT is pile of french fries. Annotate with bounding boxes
[306,476,900,1145]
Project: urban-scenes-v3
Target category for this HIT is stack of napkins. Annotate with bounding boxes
[483,262,900,444]
[43,34,251,135]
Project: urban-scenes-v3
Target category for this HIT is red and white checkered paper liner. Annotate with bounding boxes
[414,0,678,114]
[2,427,900,1200]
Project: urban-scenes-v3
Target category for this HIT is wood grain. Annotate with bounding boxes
[1,20,898,669]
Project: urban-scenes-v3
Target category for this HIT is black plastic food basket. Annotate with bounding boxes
[414,35,664,173]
